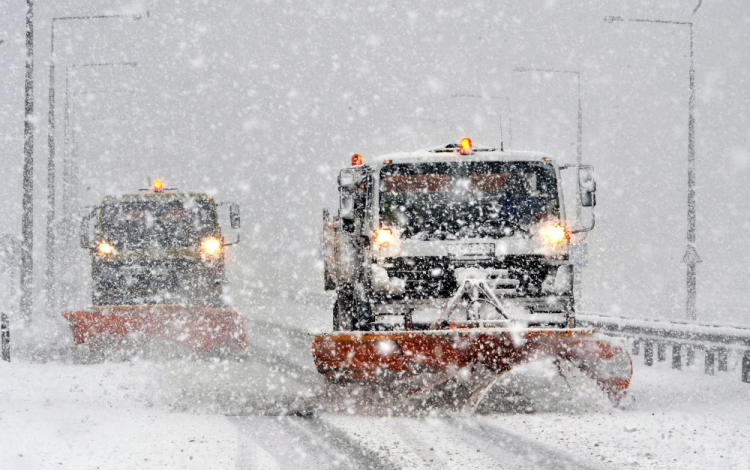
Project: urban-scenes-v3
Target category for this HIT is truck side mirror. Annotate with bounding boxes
[80,206,98,249]
[338,167,371,234]
[229,203,241,229]
[579,166,596,207]
[340,192,355,233]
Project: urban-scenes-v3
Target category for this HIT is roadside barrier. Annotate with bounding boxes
[578,314,750,383]
[1,312,9,362]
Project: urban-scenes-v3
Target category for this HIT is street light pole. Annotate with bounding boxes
[20,0,35,325]
[604,16,699,320]
[45,13,144,316]
[55,62,138,310]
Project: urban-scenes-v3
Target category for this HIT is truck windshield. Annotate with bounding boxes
[380,161,559,240]
[101,199,216,250]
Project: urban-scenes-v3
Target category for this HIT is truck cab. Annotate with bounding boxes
[80,180,240,307]
[323,140,596,331]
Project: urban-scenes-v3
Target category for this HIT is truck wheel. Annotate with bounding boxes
[334,287,355,331]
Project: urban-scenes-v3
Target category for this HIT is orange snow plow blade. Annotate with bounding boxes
[63,305,248,353]
[312,327,631,403]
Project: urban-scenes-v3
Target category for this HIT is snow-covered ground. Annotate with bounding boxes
[2,294,749,469]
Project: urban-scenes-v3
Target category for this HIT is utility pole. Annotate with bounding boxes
[20,0,35,325]
[604,16,700,320]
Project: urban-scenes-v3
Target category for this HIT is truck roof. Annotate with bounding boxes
[102,191,214,204]
[361,142,556,170]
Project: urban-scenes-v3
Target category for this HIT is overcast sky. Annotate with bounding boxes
[0,0,748,324]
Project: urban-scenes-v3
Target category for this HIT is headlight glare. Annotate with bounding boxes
[373,228,395,246]
[97,241,115,255]
[539,222,569,248]
[201,237,223,256]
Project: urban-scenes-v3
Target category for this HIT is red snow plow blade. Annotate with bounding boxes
[312,326,631,403]
[63,305,248,353]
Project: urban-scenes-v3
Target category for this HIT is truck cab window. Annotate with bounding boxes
[380,162,558,240]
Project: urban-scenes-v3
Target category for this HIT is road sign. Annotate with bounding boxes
[682,245,702,264]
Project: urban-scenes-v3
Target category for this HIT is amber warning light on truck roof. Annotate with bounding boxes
[459,137,472,155]
[351,154,363,166]
[152,179,164,192]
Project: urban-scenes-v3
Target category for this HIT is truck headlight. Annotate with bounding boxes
[373,228,395,247]
[96,241,115,255]
[539,222,569,248]
[201,237,223,256]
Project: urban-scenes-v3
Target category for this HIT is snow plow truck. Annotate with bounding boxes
[314,139,632,404]
[63,180,248,354]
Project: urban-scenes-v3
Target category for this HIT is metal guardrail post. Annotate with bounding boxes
[657,342,666,362]
[704,350,715,375]
[632,338,640,356]
[717,348,728,372]
[743,351,750,384]
[1,312,9,362]
[644,340,653,366]
[686,346,695,366]
[672,344,682,370]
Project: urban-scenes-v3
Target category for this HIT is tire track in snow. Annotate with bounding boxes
[243,319,321,386]
[327,415,606,470]
[450,417,607,470]
[231,415,398,470]
[234,321,399,469]
[342,418,461,469]
[239,299,605,469]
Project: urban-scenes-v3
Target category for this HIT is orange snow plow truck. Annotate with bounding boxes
[63,180,247,354]
[313,140,632,404]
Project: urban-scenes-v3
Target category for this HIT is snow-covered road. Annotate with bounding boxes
[1,292,749,469]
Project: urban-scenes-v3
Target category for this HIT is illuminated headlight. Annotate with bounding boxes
[201,237,223,256]
[539,222,569,248]
[373,228,395,247]
[96,241,115,255]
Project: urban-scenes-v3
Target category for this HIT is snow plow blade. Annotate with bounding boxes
[312,327,631,403]
[63,305,248,353]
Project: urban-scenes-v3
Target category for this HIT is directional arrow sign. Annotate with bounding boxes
[682,245,702,264]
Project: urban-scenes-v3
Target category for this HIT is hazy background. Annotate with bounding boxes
[0,0,748,326]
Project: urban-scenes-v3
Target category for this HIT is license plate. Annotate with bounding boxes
[121,265,147,274]
[447,243,495,259]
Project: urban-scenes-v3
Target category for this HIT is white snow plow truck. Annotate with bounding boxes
[313,139,631,404]
[63,179,247,354]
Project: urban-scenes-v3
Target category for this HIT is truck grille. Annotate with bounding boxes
[381,255,557,300]
[93,259,220,291]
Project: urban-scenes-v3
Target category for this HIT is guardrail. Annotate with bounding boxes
[578,314,750,383]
